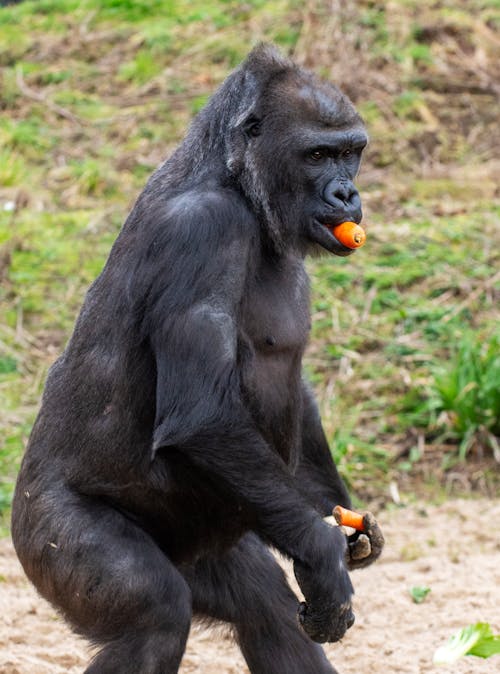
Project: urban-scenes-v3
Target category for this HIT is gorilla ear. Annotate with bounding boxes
[225,44,288,174]
[225,72,262,173]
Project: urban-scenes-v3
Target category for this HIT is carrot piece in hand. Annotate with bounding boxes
[332,222,366,249]
[333,505,365,531]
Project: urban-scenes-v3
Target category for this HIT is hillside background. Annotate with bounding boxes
[0,0,499,527]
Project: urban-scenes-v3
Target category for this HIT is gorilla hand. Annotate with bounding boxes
[294,525,355,643]
[345,511,385,570]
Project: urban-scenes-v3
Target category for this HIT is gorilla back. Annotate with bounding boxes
[12,45,382,674]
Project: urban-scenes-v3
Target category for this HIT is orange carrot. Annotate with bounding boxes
[332,222,366,249]
[333,505,365,531]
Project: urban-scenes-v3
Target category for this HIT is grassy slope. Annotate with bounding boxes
[0,0,499,519]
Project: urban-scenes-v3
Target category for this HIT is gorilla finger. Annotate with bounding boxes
[349,533,371,560]
[362,512,385,554]
[297,602,355,643]
[325,606,355,643]
[297,602,328,643]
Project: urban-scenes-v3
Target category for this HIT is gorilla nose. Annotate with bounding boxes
[331,180,357,203]
[323,178,362,223]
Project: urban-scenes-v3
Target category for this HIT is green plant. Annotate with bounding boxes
[410,586,431,603]
[118,50,164,85]
[430,334,500,459]
[329,420,391,491]
[433,622,500,664]
[0,357,17,375]
[0,150,26,186]
[69,159,117,197]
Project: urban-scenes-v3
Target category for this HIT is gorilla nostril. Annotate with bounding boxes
[332,186,350,203]
[340,186,358,205]
[325,179,359,209]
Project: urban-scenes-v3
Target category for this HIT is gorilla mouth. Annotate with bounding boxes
[310,219,357,257]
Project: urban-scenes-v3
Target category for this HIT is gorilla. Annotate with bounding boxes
[12,44,384,674]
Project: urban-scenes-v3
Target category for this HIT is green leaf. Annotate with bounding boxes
[0,356,17,374]
[468,635,500,659]
[410,586,431,603]
[433,623,500,665]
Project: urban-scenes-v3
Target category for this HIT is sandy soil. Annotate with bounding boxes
[1,498,499,674]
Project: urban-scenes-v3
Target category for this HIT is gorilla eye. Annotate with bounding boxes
[244,117,262,138]
[248,122,261,137]
[342,149,352,158]
[309,149,326,162]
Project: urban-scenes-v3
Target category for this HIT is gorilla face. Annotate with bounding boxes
[237,67,368,256]
[297,123,368,256]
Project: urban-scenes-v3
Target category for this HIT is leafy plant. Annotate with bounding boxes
[69,158,116,197]
[329,421,391,490]
[0,150,26,186]
[410,586,431,603]
[430,334,500,459]
[118,50,164,85]
[433,622,500,664]
[0,356,17,375]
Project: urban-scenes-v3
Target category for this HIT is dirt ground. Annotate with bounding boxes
[1,498,499,674]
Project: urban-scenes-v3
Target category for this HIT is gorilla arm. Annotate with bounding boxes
[296,383,384,570]
[296,382,352,517]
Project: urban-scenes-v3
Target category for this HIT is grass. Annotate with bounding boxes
[429,334,500,459]
[0,0,499,526]
[307,210,499,493]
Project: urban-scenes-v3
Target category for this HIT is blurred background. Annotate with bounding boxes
[0,0,499,530]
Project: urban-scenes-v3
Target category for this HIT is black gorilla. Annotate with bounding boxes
[12,44,383,674]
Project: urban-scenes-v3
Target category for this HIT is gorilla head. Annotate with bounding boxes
[161,44,367,256]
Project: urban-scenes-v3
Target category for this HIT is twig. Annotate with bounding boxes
[79,10,97,38]
[489,434,500,464]
[360,283,378,322]
[15,66,83,126]
[416,76,500,97]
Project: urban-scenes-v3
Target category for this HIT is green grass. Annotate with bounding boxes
[118,50,165,85]
[0,150,27,186]
[429,334,499,459]
[0,0,499,524]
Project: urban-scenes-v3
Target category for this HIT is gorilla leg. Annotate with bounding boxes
[15,492,191,674]
[182,533,337,674]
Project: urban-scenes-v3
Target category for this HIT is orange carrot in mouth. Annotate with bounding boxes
[333,505,365,531]
[332,222,366,249]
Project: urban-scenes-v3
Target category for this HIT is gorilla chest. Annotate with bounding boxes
[239,257,310,458]
[242,257,310,356]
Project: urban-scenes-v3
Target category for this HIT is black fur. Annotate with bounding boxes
[11,44,382,674]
